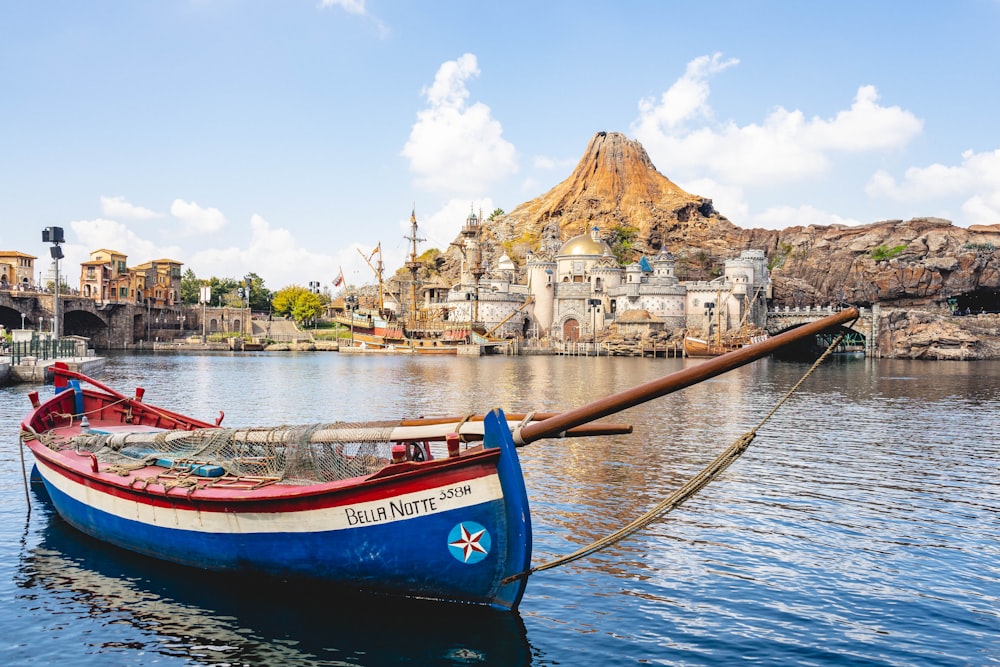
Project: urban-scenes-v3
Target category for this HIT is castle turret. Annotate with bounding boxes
[526,249,556,336]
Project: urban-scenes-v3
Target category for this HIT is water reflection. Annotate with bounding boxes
[17,483,532,667]
[11,353,999,665]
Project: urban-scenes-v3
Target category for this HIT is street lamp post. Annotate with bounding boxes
[346,295,357,347]
[587,298,601,355]
[20,312,26,330]
[42,226,64,339]
[242,276,251,338]
[705,301,716,345]
[200,285,211,344]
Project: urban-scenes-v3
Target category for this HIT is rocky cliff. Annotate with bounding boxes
[433,131,1000,358]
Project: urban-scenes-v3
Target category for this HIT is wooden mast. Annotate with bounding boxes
[357,244,384,311]
[404,206,424,326]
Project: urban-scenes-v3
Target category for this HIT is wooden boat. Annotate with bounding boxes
[683,335,738,358]
[20,309,858,611]
[684,326,769,358]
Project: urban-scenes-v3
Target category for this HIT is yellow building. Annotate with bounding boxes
[0,251,37,290]
[131,259,183,307]
[80,249,132,303]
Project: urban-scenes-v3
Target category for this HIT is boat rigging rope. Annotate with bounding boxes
[504,330,848,584]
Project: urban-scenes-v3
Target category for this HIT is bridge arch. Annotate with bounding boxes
[0,304,36,331]
[767,322,866,359]
[64,308,109,344]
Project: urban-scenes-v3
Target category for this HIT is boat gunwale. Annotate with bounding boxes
[23,388,503,508]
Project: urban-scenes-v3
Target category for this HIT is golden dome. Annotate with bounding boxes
[558,230,611,256]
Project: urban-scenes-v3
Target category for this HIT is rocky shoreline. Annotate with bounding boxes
[875,308,1000,360]
[598,307,1000,360]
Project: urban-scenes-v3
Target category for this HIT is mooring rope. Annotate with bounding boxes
[504,330,848,584]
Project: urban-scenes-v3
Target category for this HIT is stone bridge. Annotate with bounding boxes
[767,305,878,355]
[0,290,184,349]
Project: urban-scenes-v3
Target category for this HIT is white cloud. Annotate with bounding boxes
[408,199,496,253]
[802,85,923,152]
[961,193,1000,225]
[402,54,518,195]
[519,176,542,194]
[632,54,923,191]
[170,199,228,236]
[100,195,160,220]
[317,0,388,37]
[531,154,576,171]
[749,205,863,230]
[187,214,339,289]
[69,218,181,265]
[866,148,1000,225]
[680,177,749,223]
[635,53,739,132]
[318,0,367,15]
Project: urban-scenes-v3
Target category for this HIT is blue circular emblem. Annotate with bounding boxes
[447,521,491,564]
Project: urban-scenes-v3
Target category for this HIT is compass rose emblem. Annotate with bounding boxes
[447,521,491,564]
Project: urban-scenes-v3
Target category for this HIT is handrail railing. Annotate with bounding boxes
[9,337,79,365]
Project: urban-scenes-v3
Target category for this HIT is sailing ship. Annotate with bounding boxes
[338,208,514,353]
[684,284,769,358]
[683,325,770,357]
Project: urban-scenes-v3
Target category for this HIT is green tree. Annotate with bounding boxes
[180,268,201,305]
[243,272,272,311]
[197,277,237,307]
[608,224,639,265]
[272,285,323,325]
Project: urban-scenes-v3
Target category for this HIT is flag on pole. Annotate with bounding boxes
[367,244,380,262]
[410,206,416,223]
[333,267,344,287]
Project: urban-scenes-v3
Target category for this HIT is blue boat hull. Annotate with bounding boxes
[26,384,532,611]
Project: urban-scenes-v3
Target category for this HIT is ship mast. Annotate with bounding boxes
[357,243,384,312]
[404,206,425,324]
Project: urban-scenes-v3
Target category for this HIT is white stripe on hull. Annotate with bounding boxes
[38,460,503,535]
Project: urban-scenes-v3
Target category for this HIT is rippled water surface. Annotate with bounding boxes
[2,352,998,665]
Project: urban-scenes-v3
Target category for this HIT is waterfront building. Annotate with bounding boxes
[77,250,184,310]
[0,250,37,290]
[80,249,131,302]
[415,215,771,342]
[132,259,184,308]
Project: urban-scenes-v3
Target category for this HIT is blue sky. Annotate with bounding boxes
[2,1,999,291]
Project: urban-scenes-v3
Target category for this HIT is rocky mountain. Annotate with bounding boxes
[429,131,1000,358]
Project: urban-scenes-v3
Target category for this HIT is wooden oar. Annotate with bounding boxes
[514,307,860,445]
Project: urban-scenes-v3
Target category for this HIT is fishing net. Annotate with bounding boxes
[57,421,402,485]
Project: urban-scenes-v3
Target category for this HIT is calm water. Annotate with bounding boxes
[1,352,998,666]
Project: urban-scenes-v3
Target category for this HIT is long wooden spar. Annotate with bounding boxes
[514,307,860,446]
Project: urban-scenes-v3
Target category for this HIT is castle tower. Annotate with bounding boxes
[526,249,556,336]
